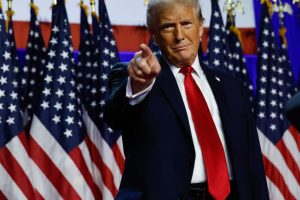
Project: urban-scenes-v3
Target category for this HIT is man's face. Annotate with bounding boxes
[151,3,203,67]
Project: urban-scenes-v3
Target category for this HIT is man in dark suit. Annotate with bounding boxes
[104,0,269,199]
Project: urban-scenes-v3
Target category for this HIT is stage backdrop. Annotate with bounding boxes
[1,0,255,27]
[1,0,300,83]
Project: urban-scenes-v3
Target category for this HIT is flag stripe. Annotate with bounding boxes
[30,115,94,199]
[79,140,115,200]
[283,129,300,166]
[6,134,46,200]
[0,165,27,200]
[69,145,102,200]
[263,155,296,200]
[116,136,125,158]
[29,135,81,200]
[0,146,35,199]
[266,177,285,200]
[83,109,123,181]
[29,158,63,200]
[85,135,118,196]
[258,129,300,198]
[83,109,123,186]
[17,131,30,154]
[112,142,125,173]
[276,140,300,185]
[32,190,45,200]
[289,126,300,151]
[78,141,104,200]
[0,190,7,200]
[18,131,62,200]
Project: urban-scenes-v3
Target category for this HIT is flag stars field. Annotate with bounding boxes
[0,89,4,97]
[3,51,11,60]
[61,51,68,59]
[54,102,62,111]
[50,38,58,45]
[40,101,49,109]
[0,76,7,85]
[55,89,64,97]
[52,115,60,124]
[63,129,72,138]
[65,116,74,125]
[6,117,15,125]
[46,62,54,70]
[48,50,55,58]
[44,75,53,83]
[1,64,9,72]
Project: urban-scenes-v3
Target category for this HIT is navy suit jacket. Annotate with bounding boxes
[104,54,269,200]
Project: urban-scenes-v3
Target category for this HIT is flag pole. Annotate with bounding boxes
[224,0,244,22]
[90,0,96,15]
[90,0,98,20]
[272,0,293,46]
[5,0,14,31]
[224,0,244,42]
[80,0,89,17]
[30,0,39,15]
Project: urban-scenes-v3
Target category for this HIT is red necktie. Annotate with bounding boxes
[180,66,230,200]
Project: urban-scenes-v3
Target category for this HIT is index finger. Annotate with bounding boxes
[140,43,154,60]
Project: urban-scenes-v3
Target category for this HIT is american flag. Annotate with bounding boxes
[225,12,254,105]
[28,0,103,199]
[21,1,47,125]
[255,1,300,199]
[78,0,125,198]
[78,2,125,199]
[0,4,36,199]
[278,24,297,97]
[0,0,4,44]
[50,1,57,29]
[76,2,93,101]
[205,0,231,70]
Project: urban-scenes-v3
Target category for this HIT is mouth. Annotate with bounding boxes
[172,44,190,51]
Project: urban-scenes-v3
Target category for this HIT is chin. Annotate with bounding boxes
[176,54,195,64]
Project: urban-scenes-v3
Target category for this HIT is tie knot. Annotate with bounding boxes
[179,66,193,76]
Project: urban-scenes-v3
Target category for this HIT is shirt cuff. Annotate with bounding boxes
[126,77,156,105]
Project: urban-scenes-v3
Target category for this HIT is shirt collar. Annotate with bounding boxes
[169,55,203,77]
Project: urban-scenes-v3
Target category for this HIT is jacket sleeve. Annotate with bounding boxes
[104,63,130,130]
[244,85,270,200]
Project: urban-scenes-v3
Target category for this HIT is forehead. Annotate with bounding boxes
[156,4,198,22]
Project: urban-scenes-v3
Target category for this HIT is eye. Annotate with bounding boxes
[161,24,175,32]
[182,21,192,29]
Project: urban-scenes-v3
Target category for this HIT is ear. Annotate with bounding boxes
[199,22,204,41]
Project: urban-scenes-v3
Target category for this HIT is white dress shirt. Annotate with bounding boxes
[126,56,233,183]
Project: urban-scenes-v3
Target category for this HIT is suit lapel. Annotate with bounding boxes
[202,65,234,153]
[155,55,192,138]
[202,66,229,119]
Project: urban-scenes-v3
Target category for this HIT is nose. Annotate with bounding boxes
[174,25,184,41]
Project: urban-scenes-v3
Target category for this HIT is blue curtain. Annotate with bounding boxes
[254,0,300,84]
